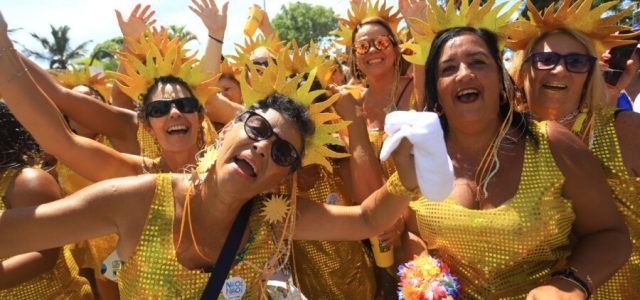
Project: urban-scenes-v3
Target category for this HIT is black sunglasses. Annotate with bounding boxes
[239,111,301,170]
[526,52,597,73]
[353,35,394,55]
[144,97,201,118]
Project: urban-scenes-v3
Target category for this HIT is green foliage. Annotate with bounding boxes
[271,2,338,46]
[26,25,91,70]
[166,24,198,43]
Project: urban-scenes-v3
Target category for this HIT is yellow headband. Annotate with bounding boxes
[331,0,402,47]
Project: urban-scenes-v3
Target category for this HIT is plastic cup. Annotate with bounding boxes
[370,236,394,268]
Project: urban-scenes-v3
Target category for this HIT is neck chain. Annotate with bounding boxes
[531,109,579,124]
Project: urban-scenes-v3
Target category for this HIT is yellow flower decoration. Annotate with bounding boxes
[506,0,638,55]
[52,65,112,102]
[402,0,519,65]
[261,194,290,224]
[109,28,220,106]
[331,0,403,47]
[238,51,350,171]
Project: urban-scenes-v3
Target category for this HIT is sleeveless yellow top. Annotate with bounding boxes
[368,130,396,180]
[117,174,274,299]
[590,107,640,299]
[56,135,118,277]
[292,164,376,299]
[0,168,93,299]
[410,122,575,299]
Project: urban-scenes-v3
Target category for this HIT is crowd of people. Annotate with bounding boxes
[0,0,639,299]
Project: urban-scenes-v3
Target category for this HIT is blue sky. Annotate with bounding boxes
[3,0,521,67]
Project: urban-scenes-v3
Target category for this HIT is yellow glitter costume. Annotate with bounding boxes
[292,163,376,299]
[410,122,575,299]
[117,174,274,299]
[589,107,640,299]
[0,168,93,299]
[56,135,119,279]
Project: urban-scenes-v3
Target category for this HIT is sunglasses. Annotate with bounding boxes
[144,97,201,118]
[239,111,301,170]
[252,60,269,67]
[353,35,394,55]
[527,52,596,73]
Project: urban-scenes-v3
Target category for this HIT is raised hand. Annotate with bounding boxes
[115,4,156,41]
[189,0,228,39]
[399,0,429,34]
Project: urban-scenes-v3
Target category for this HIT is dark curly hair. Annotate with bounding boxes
[0,101,44,169]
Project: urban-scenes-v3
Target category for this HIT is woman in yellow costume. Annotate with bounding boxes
[0,8,427,297]
[509,0,640,298]
[0,102,92,299]
[51,65,120,299]
[396,0,631,298]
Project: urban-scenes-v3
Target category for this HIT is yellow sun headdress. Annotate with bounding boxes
[402,0,519,65]
[234,33,284,57]
[238,49,351,172]
[110,27,219,106]
[505,0,638,55]
[332,0,403,47]
[52,65,112,102]
[219,57,243,82]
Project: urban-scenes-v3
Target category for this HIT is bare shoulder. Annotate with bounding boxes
[5,168,61,208]
[546,121,601,180]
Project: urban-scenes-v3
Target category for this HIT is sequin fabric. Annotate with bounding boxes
[368,130,396,180]
[117,174,275,299]
[137,122,163,159]
[292,163,376,299]
[56,135,119,278]
[0,168,93,299]
[410,122,575,299]
[590,107,640,299]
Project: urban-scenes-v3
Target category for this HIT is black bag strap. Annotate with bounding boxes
[200,199,253,299]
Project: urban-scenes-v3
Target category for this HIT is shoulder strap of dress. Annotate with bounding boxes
[394,77,414,107]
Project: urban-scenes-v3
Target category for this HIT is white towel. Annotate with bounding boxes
[379,111,453,201]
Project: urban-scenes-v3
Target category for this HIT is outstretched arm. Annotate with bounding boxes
[0,168,62,289]
[0,16,144,181]
[192,0,228,76]
[19,53,139,154]
[294,138,418,241]
[0,174,157,261]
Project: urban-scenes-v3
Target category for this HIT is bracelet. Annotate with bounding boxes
[0,68,28,87]
[208,34,223,45]
[551,267,592,298]
[386,172,421,200]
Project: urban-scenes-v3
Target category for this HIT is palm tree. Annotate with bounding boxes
[26,25,91,70]
[166,25,198,43]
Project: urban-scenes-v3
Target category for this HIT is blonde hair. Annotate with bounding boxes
[511,29,608,112]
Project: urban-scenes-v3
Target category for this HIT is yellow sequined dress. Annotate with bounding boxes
[410,122,575,299]
[117,173,274,299]
[0,168,93,299]
[56,135,118,278]
[589,107,640,299]
[292,163,376,299]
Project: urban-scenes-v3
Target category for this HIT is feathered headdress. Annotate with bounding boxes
[109,27,219,106]
[402,0,519,65]
[505,0,638,55]
[331,0,403,47]
[52,65,112,102]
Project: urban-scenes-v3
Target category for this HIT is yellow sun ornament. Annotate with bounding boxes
[219,57,243,82]
[331,0,402,47]
[261,194,290,224]
[233,33,284,58]
[108,28,220,106]
[402,0,519,65]
[238,50,351,172]
[505,0,639,55]
[52,65,112,102]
